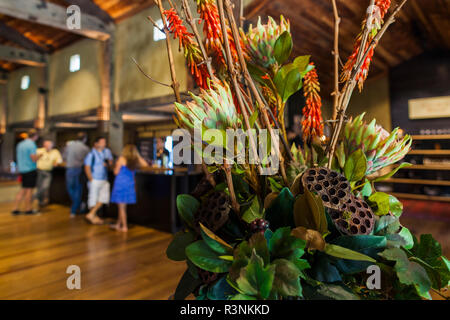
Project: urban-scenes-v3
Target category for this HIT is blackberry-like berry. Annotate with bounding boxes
[249,218,269,234]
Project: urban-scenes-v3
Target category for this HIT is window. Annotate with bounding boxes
[69,54,80,72]
[20,75,30,90]
[153,19,166,41]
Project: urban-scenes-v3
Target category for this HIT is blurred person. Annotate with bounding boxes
[155,137,169,167]
[84,136,113,225]
[12,129,41,215]
[110,144,148,232]
[64,132,90,217]
[33,139,63,208]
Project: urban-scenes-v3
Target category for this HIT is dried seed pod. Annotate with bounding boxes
[301,167,352,210]
[328,196,375,235]
[194,191,230,233]
[197,268,218,284]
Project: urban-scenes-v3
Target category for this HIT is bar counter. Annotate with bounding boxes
[49,166,202,233]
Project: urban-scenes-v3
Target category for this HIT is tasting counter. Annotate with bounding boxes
[49,166,202,233]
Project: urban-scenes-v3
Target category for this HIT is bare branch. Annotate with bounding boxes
[131,57,172,88]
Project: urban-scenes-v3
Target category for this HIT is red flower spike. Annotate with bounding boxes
[302,63,323,140]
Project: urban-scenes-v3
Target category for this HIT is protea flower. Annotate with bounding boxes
[343,113,412,175]
[174,80,242,131]
[241,15,290,69]
[302,62,323,140]
[341,0,391,91]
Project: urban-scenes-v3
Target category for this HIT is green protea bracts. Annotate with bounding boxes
[241,15,290,69]
[343,113,412,175]
[174,80,241,131]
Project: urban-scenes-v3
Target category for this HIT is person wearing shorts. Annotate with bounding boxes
[12,129,41,215]
[84,136,113,225]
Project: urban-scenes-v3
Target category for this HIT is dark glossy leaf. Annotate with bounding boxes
[185,240,232,273]
[303,283,360,300]
[241,196,263,224]
[310,253,342,283]
[207,276,237,300]
[166,231,196,261]
[265,187,295,230]
[280,68,302,102]
[293,189,328,234]
[268,227,306,262]
[273,31,293,64]
[272,258,302,297]
[176,194,199,228]
[174,269,202,300]
[323,244,376,262]
[200,223,233,255]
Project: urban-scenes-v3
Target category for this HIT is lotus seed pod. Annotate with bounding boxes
[328,196,375,235]
[194,191,230,233]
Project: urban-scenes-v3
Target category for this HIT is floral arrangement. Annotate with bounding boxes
[147,0,449,300]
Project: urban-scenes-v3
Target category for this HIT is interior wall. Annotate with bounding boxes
[7,66,40,124]
[48,39,102,116]
[114,3,188,104]
[346,74,392,131]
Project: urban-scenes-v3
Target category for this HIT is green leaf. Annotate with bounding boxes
[268,227,306,263]
[303,283,360,300]
[344,149,367,182]
[273,31,293,64]
[360,180,373,197]
[174,269,202,300]
[323,244,376,262]
[185,241,232,273]
[265,187,295,230]
[368,192,391,216]
[379,248,432,298]
[398,226,414,249]
[231,294,257,300]
[166,231,196,261]
[199,223,233,255]
[241,196,263,224]
[389,195,403,217]
[206,276,236,300]
[272,259,302,297]
[249,109,259,128]
[176,194,199,228]
[236,250,275,299]
[277,68,302,102]
[268,177,283,192]
[336,143,346,169]
[293,189,328,234]
[373,163,412,182]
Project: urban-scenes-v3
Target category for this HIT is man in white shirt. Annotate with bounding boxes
[33,139,63,207]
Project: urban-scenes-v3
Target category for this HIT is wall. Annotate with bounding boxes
[7,66,40,124]
[114,4,188,104]
[389,50,450,134]
[48,39,102,116]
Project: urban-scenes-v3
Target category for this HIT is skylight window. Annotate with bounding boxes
[20,75,30,90]
[69,54,80,72]
[153,19,166,41]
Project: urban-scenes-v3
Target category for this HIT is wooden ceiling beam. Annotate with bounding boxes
[0,0,113,41]
[0,21,48,53]
[0,44,47,67]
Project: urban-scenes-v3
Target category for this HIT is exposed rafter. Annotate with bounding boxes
[0,44,47,67]
[0,0,114,41]
[0,21,48,53]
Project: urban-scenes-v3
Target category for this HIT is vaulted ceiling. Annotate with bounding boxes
[0,0,448,96]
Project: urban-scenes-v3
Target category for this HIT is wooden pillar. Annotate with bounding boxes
[36,63,49,134]
[0,82,13,171]
[99,36,122,156]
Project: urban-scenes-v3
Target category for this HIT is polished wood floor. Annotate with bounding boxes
[0,202,185,300]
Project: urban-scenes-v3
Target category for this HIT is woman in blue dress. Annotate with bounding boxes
[110,144,148,232]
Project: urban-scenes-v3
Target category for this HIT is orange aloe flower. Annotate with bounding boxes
[302,63,323,140]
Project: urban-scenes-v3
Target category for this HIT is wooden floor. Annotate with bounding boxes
[0,202,185,300]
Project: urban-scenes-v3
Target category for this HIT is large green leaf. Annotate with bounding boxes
[344,149,367,182]
[186,241,232,273]
[388,195,403,217]
[206,276,236,300]
[241,196,263,224]
[265,187,295,230]
[372,163,412,182]
[303,283,360,300]
[272,258,302,297]
[176,194,199,228]
[274,68,302,102]
[236,250,275,299]
[166,231,196,261]
[200,223,233,255]
[273,31,293,64]
[379,248,432,299]
[368,192,391,216]
[268,227,306,262]
[323,244,376,262]
[293,189,328,234]
[174,269,202,300]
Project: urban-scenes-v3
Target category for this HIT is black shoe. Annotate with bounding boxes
[11,210,21,215]
[24,210,40,215]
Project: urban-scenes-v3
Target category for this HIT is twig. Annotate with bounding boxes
[153,0,181,103]
[224,161,240,213]
[131,57,172,88]
[326,0,407,168]
[239,0,244,29]
[331,0,340,121]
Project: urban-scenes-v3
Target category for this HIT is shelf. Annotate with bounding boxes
[394,164,450,170]
[390,192,450,202]
[382,178,450,186]
[411,134,450,140]
[408,150,450,155]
